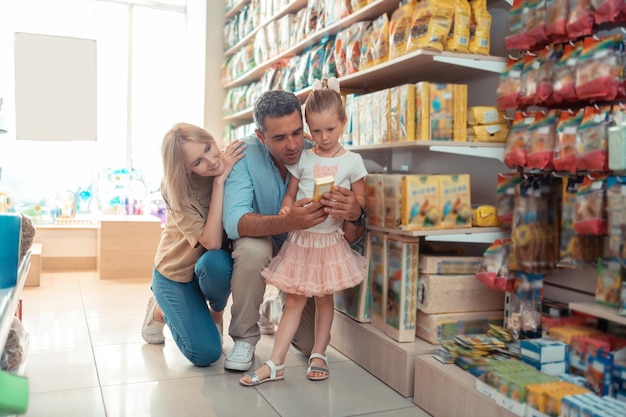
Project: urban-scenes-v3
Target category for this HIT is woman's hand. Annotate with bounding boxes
[216,140,246,183]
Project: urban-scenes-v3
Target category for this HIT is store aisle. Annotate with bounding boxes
[19,271,431,417]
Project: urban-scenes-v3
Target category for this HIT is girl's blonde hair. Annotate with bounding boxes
[161,122,215,211]
[304,80,346,123]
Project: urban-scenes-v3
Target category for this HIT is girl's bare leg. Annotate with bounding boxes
[308,294,334,378]
[240,292,307,383]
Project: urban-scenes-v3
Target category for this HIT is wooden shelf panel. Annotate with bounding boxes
[330,310,435,397]
[569,302,626,325]
[413,356,519,417]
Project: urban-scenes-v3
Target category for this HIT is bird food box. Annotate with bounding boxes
[384,234,419,342]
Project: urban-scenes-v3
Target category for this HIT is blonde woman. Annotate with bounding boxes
[141,122,245,366]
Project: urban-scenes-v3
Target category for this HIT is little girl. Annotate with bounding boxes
[240,78,367,386]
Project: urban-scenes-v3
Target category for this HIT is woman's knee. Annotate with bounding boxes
[196,249,232,279]
[187,346,222,367]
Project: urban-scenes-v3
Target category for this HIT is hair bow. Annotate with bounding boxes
[311,77,341,93]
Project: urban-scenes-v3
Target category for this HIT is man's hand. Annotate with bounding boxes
[319,186,361,222]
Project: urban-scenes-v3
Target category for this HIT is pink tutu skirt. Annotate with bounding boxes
[261,229,366,297]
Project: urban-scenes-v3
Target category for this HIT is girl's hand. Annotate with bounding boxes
[217,140,246,182]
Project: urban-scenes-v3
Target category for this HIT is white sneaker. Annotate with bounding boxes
[260,285,283,327]
[224,340,255,371]
[258,316,275,335]
[141,295,165,344]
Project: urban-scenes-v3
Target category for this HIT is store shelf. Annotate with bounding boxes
[0,251,30,354]
[223,0,400,82]
[366,226,508,243]
[224,0,307,57]
[223,50,507,124]
[569,302,626,326]
[348,140,506,162]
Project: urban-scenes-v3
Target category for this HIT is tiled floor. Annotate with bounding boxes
[20,271,432,417]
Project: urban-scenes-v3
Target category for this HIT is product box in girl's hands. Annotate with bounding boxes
[0,213,22,289]
[368,232,388,334]
[384,234,419,342]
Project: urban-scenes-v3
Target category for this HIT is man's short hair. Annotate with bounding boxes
[253,90,303,133]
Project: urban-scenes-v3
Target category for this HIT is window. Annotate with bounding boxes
[0,0,204,213]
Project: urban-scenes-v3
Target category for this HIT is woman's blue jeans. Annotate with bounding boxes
[151,249,232,367]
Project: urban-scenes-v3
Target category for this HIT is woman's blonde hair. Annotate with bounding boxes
[161,122,215,211]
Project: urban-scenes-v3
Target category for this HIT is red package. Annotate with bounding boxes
[566,0,595,40]
[504,111,539,169]
[552,110,582,173]
[526,110,559,170]
[576,106,610,172]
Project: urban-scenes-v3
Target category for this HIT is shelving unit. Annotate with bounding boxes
[366,226,509,244]
[569,302,626,326]
[221,0,512,408]
[224,48,507,124]
[0,251,30,354]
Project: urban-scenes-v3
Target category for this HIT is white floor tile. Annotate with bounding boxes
[16,272,432,416]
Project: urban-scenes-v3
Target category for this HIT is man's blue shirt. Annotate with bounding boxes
[223,133,313,247]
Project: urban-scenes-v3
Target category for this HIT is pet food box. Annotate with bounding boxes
[418,255,483,275]
[384,234,419,342]
[368,232,388,333]
[365,174,385,227]
[334,231,370,323]
[418,274,505,314]
[415,82,467,142]
[0,213,22,289]
[439,174,472,229]
[390,83,416,142]
[415,310,503,344]
[383,174,405,229]
[400,174,440,230]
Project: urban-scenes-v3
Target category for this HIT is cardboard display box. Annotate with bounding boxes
[416,310,504,344]
[385,234,419,342]
[418,274,505,314]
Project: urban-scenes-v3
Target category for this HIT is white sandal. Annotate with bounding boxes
[239,360,285,386]
[307,353,329,381]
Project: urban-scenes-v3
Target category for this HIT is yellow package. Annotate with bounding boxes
[379,89,391,143]
[408,0,454,52]
[401,175,440,230]
[359,23,377,70]
[445,0,471,53]
[467,106,507,125]
[469,0,491,55]
[472,205,502,227]
[406,1,432,53]
[439,174,472,228]
[389,1,415,60]
[372,13,390,66]
[396,84,416,141]
[467,124,509,143]
[416,82,456,141]
[453,84,468,141]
